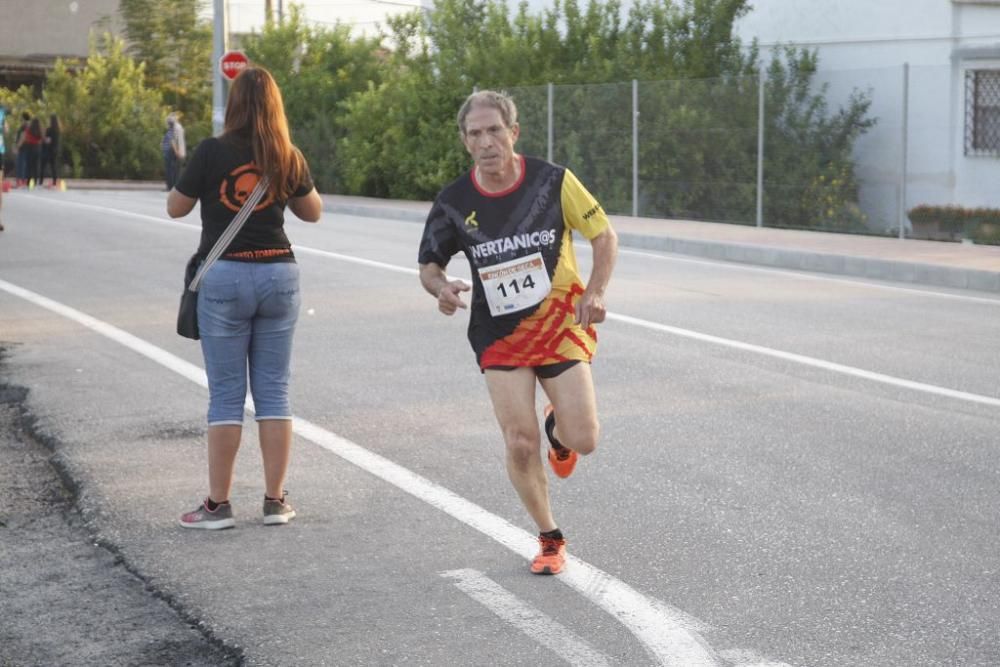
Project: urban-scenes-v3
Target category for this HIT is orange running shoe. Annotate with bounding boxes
[530,535,567,575]
[544,404,577,478]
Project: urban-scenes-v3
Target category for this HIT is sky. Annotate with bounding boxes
[224,0,435,34]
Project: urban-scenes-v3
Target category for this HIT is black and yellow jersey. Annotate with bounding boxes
[418,155,611,369]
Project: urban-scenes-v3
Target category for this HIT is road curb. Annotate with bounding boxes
[615,232,1000,293]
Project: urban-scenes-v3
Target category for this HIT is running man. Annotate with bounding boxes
[418,90,618,574]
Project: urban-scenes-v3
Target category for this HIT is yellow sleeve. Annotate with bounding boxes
[560,168,610,240]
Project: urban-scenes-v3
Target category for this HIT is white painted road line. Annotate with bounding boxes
[607,312,1000,408]
[0,277,720,667]
[717,649,794,667]
[441,569,612,667]
[25,195,1000,408]
[35,192,1000,306]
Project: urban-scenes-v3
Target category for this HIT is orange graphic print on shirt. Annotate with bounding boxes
[479,245,597,367]
[219,163,274,212]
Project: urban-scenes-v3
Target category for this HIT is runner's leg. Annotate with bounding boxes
[484,367,557,532]
[539,362,599,456]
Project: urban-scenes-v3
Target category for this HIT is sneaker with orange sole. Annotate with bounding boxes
[544,404,578,478]
[531,535,567,574]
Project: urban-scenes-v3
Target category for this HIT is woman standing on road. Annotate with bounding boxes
[167,66,322,530]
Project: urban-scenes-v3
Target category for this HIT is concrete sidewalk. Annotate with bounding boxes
[322,193,1000,294]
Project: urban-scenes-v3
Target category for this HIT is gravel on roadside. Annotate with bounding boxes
[0,377,241,667]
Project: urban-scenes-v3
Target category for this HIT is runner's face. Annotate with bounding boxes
[462,106,519,176]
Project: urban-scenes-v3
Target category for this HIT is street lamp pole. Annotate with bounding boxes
[212,0,229,136]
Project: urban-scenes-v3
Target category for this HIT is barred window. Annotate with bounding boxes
[966,69,1000,156]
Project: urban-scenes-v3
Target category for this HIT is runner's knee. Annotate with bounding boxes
[560,419,599,456]
[503,427,541,467]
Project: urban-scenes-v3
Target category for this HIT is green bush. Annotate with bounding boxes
[907,205,1000,244]
[3,35,167,180]
[242,5,386,194]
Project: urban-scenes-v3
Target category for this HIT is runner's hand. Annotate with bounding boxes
[438,280,470,315]
[575,290,606,328]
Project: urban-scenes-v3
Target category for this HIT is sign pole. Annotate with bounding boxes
[212,0,229,136]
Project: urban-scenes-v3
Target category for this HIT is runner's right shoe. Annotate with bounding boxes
[530,535,567,574]
[544,404,578,478]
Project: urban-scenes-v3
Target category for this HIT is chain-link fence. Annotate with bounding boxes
[509,63,1000,243]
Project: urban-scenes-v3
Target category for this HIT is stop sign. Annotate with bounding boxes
[219,50,249,81]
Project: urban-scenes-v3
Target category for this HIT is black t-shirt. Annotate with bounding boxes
[417,155,609,368]
[175,136,314,261]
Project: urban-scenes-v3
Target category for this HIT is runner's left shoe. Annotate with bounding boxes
[530,535,567,574]
[544,404,577,478]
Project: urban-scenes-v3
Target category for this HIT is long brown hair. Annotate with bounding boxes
[223,66,304,201]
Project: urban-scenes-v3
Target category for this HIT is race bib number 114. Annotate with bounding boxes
[478,252,552,317]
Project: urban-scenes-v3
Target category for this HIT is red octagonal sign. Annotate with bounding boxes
[219,50,249,81]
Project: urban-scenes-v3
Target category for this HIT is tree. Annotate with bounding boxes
[761,48,876,230]
[242,5,386,192]
[338,0,761,200]
[118,0,212,145]
[41,35,165,179]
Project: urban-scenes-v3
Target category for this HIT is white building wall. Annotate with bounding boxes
[737,0,1000,231]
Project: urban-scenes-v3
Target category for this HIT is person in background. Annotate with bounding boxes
[171,112,186,169]
[14,112,28,186]
[21,117,43,187]
[40,114,60,187]
[162,115,178,191]
[167,67,323,530]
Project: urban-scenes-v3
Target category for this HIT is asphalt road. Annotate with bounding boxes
[1,188,998,667]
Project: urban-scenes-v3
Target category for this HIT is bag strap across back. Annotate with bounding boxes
[187,176,271,292]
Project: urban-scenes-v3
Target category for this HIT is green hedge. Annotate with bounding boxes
[907,205,1000,245]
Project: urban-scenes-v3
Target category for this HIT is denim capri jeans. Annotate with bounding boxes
[197,260,301,425]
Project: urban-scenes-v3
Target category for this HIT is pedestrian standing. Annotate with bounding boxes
[22,117,43,187]
[162,115,178,191]
[14,112,29,186]
[167,67,323,530]
[418,90,619,574]
[40,114,60,187]
[171,113,186,169]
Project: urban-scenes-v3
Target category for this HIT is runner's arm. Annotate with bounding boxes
[419,262,469,316]
[576,226,618,328]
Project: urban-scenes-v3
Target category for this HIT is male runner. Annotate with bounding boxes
[418,90,618,574]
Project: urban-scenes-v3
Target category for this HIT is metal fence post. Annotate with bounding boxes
[632,79,639,218]
[547,82,554,164]
[899,62,910,239]
[756,67,765,228]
